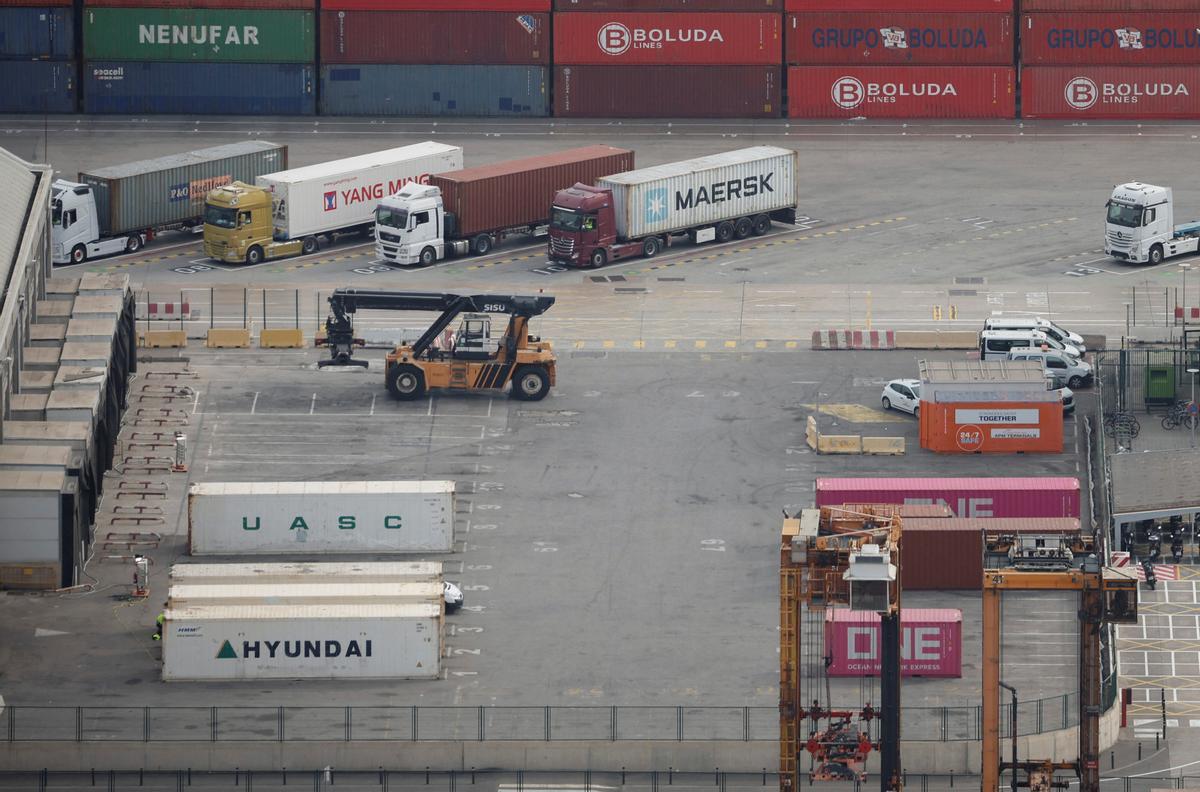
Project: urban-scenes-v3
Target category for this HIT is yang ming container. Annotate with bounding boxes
[0,6,73,59]
[170,561,444,585]
[1021,13,1200,66]
[815,477,1081,518]
[1021,66,1200,119]
[162,602,441,681]
[553,65,780,117]
[0,60,75,113]
[321,65,547,117]
[825,608,962,677]
[786,12,1013,65]
[83,7,314,63]
[321,11,548,65]
[787,65,1015,118]
[553,12,782,65]
[187,480,455,555]
[84,62,315,115]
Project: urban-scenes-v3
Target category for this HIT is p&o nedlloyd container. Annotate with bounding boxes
[162,602,441,681]
[170,561,443,585]
[187,481,455,555]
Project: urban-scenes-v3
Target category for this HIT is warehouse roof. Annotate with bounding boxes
[1112,449,1200,515]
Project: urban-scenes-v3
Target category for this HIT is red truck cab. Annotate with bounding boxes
[548,184,616,268]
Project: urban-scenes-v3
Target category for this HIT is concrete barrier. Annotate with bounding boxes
[893,330,979,350]
[862,436,905,455]
[206,328,251,349]
[811,329,895,350]
[141,330,186,349]
[805,415,818,450]
[817,434,862,454]
[260,328,306,348]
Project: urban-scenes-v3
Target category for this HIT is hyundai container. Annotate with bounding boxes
[556,0,779,8]
[0,6,73,58]
[83,7,314,62]
[322,0,548,8]
[553,65,780,117]
[787,0,1012,9]
[187,480,455,555]
[553,12,781,65]
[162,603,441,681]
[53,140,287,265]
[204,142,463,265]
[83,62,315,115]
[825,608,962,677]
[787,65,1015,118]
[1021,13,1200,65]
[549,146,797,268]
[321,64,547,117]
[786,12,1013,65]
[168,581,443,607]
[0,471,81,590]
[375,145,633,265]
[815,477,1081,518]
[1022,66,1200,119]
[170,561,443,585]
[321,11,548,65]
[0,60,75,113]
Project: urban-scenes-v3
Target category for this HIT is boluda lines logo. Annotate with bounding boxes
[1064,75,1190,110]
[596,21,725,56]
[831,75,958,109]
[323,191,337,212]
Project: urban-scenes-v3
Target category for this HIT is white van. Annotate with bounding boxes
[1007,347,1093,388]
[984,315,1086,354]
[979,330,1082,361]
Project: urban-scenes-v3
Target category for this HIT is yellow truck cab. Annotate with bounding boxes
[203,182,309,265]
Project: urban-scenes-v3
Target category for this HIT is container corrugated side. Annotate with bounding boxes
[787,65,1015,118]
[788,0,1012,10]
[920,401,1064,454]
[901,522,983,590]
[83,8,314,63]
[556,0,780,8]
[321,64,546,117]
[815,477,1081,518]
[433,145,634,237]
[321,11,548,65]
[786,12,1013,66]
[0,0,70,6]
[170,561,443,584]
[0,60,75,113]
[1021,0,1196,10]
[168,581,443,606]
[1021,66,1200,119]
[322,0,548,8]
[825,607,962,677]
[0,471,68,565]
[85,0,313,7]
[1021,13,1200,66]
[0,7,73,59]
[78,141,288,237]
[84,62,315,116]
[553,65,780,118]
[554,12,781,66]
[162,603,441,681]
[598,146,797,239]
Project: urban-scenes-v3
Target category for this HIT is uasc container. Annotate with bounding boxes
[84,62,315,115]
[1021,65,1200,119]
[553,65,780,118]
[824,608,962,677]
[170,561,443,584]
[787,65,1015,118]
[321,64,547,117]
[786,12,1013,66]
[83,7,314,62]
[1021,13,1200,66]
[321,11,548,65]
[815,477,1081,518]
[554,12,782,66]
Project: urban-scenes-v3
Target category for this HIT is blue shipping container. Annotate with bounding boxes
[320,65,547,117]
[83,62,315,115]
[0,60,76,113]
[0,7,74,60]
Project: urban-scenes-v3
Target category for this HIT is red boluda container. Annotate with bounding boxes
[1022,66,1200,119]
[814,477,1080,518]
[1021,13,1200,66]
[787,65,1015,118]
[553,12,782,65]
[553,65,781,117]
[786,12,1013,66]
[824,608,963,678]
[787,0,1012,11]
[321,11,548,65]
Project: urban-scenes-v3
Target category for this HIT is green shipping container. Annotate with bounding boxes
[83,8,314,63]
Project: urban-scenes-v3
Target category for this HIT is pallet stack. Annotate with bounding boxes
[0,0,76,113]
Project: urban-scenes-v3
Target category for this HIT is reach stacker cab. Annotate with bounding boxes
[318,289,557,401]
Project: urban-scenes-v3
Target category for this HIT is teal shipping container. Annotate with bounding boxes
[83,7,314,62]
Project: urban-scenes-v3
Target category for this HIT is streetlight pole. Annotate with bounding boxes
[1188,367,1199,449]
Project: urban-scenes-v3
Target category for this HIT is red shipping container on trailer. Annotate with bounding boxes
[556,0,781,8]
[553,12,782,65]
[787,65,1015,118]
[1022,0,1200,10]
[321,11,548,65]
[825,608,962,677]
[787,0,1012,11]
[1022,66,1200,118]
[815,477,1081,518]
[1021,13,1200,66]
[553,65,781,117]
[320,0,549,10]
[787,12,1013,66]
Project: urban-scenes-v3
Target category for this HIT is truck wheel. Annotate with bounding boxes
[734,217,753,239]
[471,234,493,256]
[419,247,436,266]
[70,245,87,264]
[642,237,660,258]
[246,246,263,265]
[1150,244,1164,265]
[589,249,607,268]
[386,364,426,400]
[752,214,771,236]
[511,366,550,401]
[125,235,142,253]
[715,221,734,243]
[301,236,318,255]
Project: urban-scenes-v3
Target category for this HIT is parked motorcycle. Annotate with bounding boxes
[1142,560,1158,591]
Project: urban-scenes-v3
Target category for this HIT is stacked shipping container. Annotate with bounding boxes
[1020,0,1200,119]
[81,0,315,115]
[552,1,783,118]
[785,0,1016,118]
[320,0,549,117]
[0,0,76,113]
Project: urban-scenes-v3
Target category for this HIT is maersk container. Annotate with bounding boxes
[596,147,798,241]
[162,603,441,681]
[320,64,547,117]
[83,62,315,115]
[553,12,782,66]
[168,581,443,607]
[321,11,548,65]
[814,477,1081,518]
[1021,13,1200,66]
[787,65,1016,119]
[83,7,314,63]
[1022,65,1200,119]
[76,141,286,238]
[552,65,780,118]
[786,12,1013,66]
[0,60,75,113]
[0,6,73,59]
[258,142,462,240]
[187,480,455,555]
[170,561,443,585]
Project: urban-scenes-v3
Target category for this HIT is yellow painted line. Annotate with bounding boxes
[573,340,585,349]
[755,341,768,349]
[694,340,707,349]
[664,340,677,349]
[633,340,645,349]
[724,340,737,349]
[800,403,897,423]
[785,341,798,349]
[868,222,880,226]
[602,340,615,349]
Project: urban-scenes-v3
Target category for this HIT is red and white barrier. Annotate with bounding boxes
[141,302,193,321]
[811,329,895,350]
[1174,307,1200,323]
[1110,551,1178,581]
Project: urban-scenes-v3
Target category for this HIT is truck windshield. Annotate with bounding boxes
[204,205,237,229]
[1107,201,1142,228]
[376,206,408,230]
[551,208,589,232]
[51,200,61,225]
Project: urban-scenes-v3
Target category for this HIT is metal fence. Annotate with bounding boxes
[0,698,1079,744]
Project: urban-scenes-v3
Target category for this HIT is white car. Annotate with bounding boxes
[881,379,921,416]
[444,581,464,613]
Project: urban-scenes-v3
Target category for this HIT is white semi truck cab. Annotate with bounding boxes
[1105,182,1200,265]
[374,183,470,266]
[52,180,144,265]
